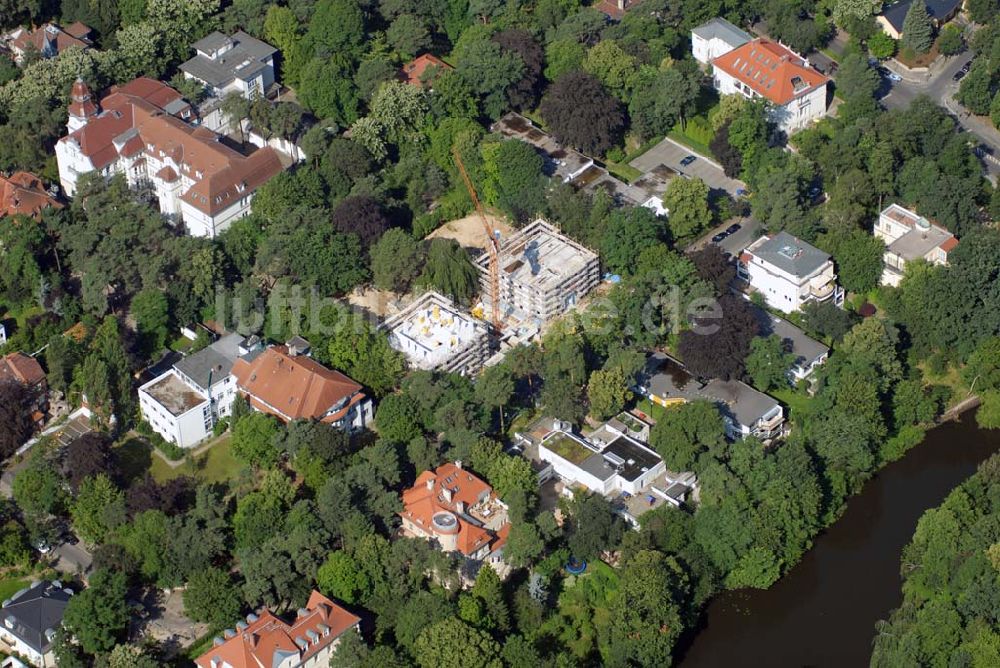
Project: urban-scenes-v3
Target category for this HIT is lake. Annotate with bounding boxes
[678,412,1000,667]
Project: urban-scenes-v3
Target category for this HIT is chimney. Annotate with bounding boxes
[454,460,463,470]
[617,0,625,10]
[456,501,465,514]
[426,476,436,491]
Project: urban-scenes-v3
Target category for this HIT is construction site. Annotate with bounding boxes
[381,291,491,376]
[475,219,600,332]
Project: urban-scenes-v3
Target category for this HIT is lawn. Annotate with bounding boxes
[605,160,642,183]
[771,387,815,421]
[667,128,713,158]
[116,433,242,486]
[0,577,30,603]
[633,397,671,424]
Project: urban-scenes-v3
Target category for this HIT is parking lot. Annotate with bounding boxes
[629,137,745,198]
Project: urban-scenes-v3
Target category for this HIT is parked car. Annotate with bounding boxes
[711,232,728,243]
[953,69,968,82]
[680,155,697,167]
[726,223,741,234]
[34,539,50,554]
[962,60,973,72]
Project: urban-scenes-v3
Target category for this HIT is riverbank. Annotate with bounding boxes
[677,409,999,667]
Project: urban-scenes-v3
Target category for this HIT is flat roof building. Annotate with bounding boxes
[875,203,957,287]
[475,219,600,325]
[535,419,694,526]
[636,353,786,442]
[383,291,490,376]
[180,30,277,100]
[738,231,844,313]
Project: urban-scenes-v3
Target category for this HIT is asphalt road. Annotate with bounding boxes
[630,137,746,198]
[880,48,1000,176]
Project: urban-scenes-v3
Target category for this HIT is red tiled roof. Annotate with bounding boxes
[8,23,90,56]
[399,54,452,87]
[231,346,366,423]
[400,463,504,557]
[194,591,359,668]
[60,77,282,215]
[0,171,61,220]
[63,22,91,39]
[0,352,46,388]
[712,39,828,106]
[940,237,959,252]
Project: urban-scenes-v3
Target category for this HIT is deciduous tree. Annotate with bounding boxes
[540,71,625,155]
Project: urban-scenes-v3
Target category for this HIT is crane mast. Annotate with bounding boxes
[452,148,501,331]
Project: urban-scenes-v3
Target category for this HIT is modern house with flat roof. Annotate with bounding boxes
[475,219,600,326]
[752,307,829,383]
[180,31,276,101]
[382,291,491,376]
[875,203,957,287]
[878,0,963,39]
[691,17,752,65]
[636,353,786,442]
[534,419,695,526]
[738,231,844,313]
[710,39,829,134]
[0,580,73,667]
[139,333,252,448]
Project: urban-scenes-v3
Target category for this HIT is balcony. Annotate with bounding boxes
[808,279,835,300]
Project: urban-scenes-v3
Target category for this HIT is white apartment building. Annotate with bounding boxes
[691,17,752,65]
[709,38,829,135]
[875,203,958,287]
[139,333,251,448]
[55,77,283,238]
[738,231,844,313]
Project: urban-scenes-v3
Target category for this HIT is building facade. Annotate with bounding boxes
[738,231,844,313]
[55,77,283,238]
[139,333,251,448]
[180,31,276,101]
[710,39,829,135]
[875,203,957,287]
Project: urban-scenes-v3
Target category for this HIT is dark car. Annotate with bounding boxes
[807,185,824,201]
[953,69,968,82]
[962,60,973,72]
[711,232,728,243]
[680,155,697,167]
[726,223,741,234]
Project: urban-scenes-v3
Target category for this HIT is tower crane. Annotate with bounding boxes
[452,148,501,331]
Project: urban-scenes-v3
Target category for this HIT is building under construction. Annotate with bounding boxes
[476,219,600,326]
[382,291,491,376]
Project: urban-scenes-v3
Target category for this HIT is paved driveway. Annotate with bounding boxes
[52,541,92,577]
[687,218,762,254]
[629,137,745,198]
